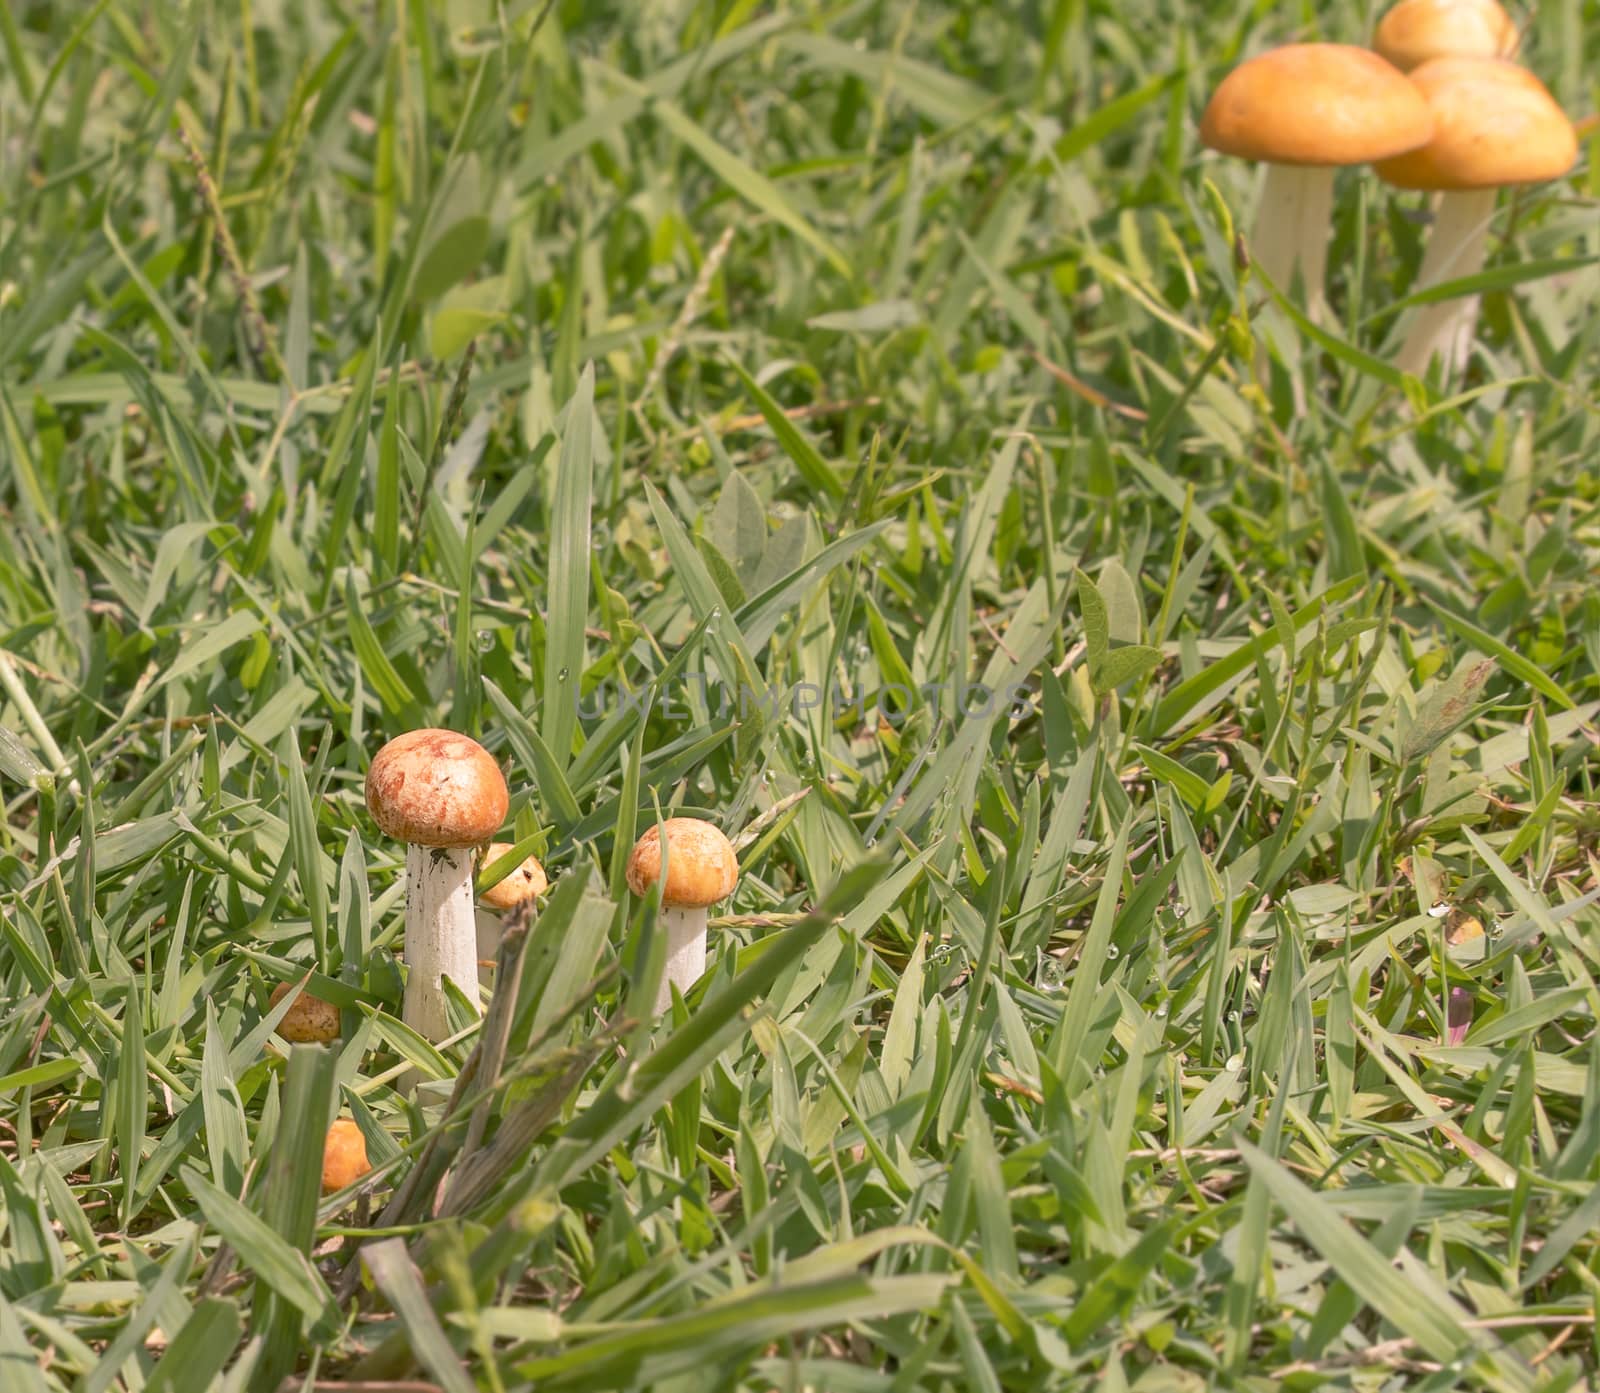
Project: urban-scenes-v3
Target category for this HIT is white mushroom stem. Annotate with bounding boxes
[475,910,502,988]
[403,844,481,1042]
[655,905,708,1013]
[1395,188,1497,379]
[1251,163,1336,325]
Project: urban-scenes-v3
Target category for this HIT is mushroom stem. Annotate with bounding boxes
[1395,187,1496,378]
[475,910,502,987]
[403,844,480,1042]
[656,905,709,1013]
[1252,163,1336,324]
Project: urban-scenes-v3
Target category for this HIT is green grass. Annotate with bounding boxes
[2,0,1599,1388]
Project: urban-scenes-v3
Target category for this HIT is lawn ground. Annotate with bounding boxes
[1,1,1599,1390]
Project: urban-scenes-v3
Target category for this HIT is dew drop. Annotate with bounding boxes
[854,642,870,661]
[1225,1052,1244,1071]
[1106,944,1120,959]
[1155,1001,1170,1018]
[478,630,496,653]
[864,836,876,848]
[1173,903,1189,919]
[557,667,570,682]
[1227,1009,1240,1022]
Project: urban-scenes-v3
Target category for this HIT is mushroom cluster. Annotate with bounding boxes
[1201,1,1578,384]
[264,727,751,1133]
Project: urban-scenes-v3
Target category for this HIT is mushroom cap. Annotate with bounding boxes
[268,980,340,1043]
[1200,43,1435,166]
[1374,58,1577,189]
[365,729,509,848]
[1373,0,1518,72]
[479,842,549,910]
[626,818,739,909]
[321,1119,371,1194]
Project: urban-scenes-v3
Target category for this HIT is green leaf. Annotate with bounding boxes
[1424,602,1575,711]
[114,984,146,1226]
[362,1239,476,1393]
[541,365,595,768]
[1364,256,1600,322]
[430,304,504,360]
[1400,657,1496,765]
[1146,580,1361,738]
[1134,743,1209,810]
[1318,462,1366,582]
[727,361,846,499]
[184,1165,339,1329]
[144,1299,242,1393]
[1051,69,1183,165]
[413,218,490,302]
[780,33,990,126]
[1078,571,1109,668]
[485,679,581,827]
[708,471,769,591]
[1094,644,1163,694]
[79,1234,198,1393]
[280,729,330,968]
[346,575,426,719]
[624,83,851,276]
[1097,558,1143,643]
[243,1043,338,1392]
[531,863,886,1194]
[512,1273,952,1383]
[0,1057,79,1095]
[1260,265,1412,392]
[201,1004,250,1196]
[1235,1138,1525,1385]
[0,725,46,789]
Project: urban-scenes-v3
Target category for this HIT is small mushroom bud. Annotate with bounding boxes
[1373,0,1518,72]
[476,842,548,978]
[321,1119,371,1194]
[268,980,339,1043]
